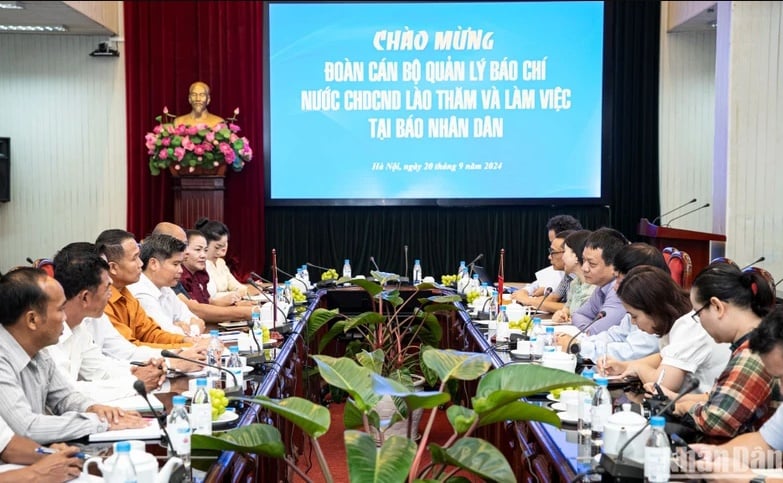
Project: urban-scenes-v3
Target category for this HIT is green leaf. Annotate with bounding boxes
[472,364,593,414]
[317,319,348,353]
[191,423,284,458]
[344,431,416,483]
[421,349,492,383]
[350,277,384,297]
[343,399,364,429]
[306,307,340,341]
[477,400,561,429]
[372,373,451,411]
[428,438,515,483]
[312,355,380,411]
[343,311,385,331]
[231,396,330,438]
[357,349,385,374]
[446,405,477,434]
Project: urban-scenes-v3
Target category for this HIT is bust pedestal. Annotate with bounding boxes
[170,165,227,227]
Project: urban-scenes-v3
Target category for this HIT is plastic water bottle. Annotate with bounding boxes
[544,326,556,352]
[284,280,293,303]
[590,376,612,457]
[495,305,509,344]
[110,441,137,483]
[576,389,593,469]
[168,395,192,482]
[479,282,489,298]
[191,378,212,436]
[644,416,671,482]
[301,264,310,285]
[226,345,244,391]
[412,259,422,285]
[206,330,222,382]
[529,319,544,361]
[342,259,352,278]
[457,261,469,292]
[488,288,499,320]
[296,267,304,281]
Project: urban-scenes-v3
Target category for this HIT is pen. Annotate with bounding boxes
[655,368,666,386]
[129,361,149,367]
[36,447,88,459]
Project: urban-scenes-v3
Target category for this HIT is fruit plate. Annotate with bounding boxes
[213,410,239,428]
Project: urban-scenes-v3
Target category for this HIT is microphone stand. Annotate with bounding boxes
[651,198,697,225]
[567,310,607,356]
[133,380,174,453]
[664,203,710,227]
[272,249,278,332]
[532,286,553,313]
[497,248,505,301]
[599,379,701,480]
[160,350,241,394]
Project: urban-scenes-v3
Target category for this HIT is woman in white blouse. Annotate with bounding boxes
[195,218,248,305]
[603,265,730,393]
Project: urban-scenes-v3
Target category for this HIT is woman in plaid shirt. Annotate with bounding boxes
[666,260,779,437]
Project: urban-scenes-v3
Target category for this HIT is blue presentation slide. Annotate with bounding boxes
[267,1,604,201]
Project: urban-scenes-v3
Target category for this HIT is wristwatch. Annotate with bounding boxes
[750,475,766,483]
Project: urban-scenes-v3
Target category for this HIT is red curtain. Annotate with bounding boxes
[124,1,265,277]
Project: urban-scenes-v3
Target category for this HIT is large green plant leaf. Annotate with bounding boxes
[191,424,284,458]
[344,311,385,331]
[344,431,416,483]
[317,319,349,353]
[477,400,561,428]
[351,277,385,297]
[472,364,593,414]
[421,349,492,383]
[344,399,364,429]
[231,396,330,438]
[372,374,451,411]
[428,438,515,483]
[446,405,477,434]
[307,308,340,341]
[357,349,385,374]
[312,355,380,411]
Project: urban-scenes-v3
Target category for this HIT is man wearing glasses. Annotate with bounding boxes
[512,229,573,314]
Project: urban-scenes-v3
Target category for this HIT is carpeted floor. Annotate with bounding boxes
[294,402,482,482]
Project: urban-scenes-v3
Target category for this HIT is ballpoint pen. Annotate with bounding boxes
[655,368,666,386]
[36,446,89,459]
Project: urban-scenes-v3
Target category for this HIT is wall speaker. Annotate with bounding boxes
[0,137,9,202]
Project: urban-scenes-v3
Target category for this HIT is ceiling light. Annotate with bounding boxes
[0,2,24,9]
[0,24,68,32]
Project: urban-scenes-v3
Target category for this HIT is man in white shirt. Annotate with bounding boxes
[129,234,205,336]
[0,267,145,444]
[0,415,83,481]
[520,214,583,297]
[51,244,167,402]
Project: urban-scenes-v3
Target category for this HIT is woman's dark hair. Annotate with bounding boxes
[617,265,692,336]
[563,230,592,264]
[750,306,783,355]
[194,217,230,243]
[692,261,776,318]
[614,242,668,276]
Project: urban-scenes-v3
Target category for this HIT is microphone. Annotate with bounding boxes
[133,380,174,454]
[274,266,296,280]
[467,253,484,267]
[567,310,607,355]
[250,271,272,284]
[532,286,553,313]
[599,378,701,479]
[26,257,35,265]
[741,256,765,270]
[245,278,274,303]
[664,202,710,227]
[306,262,329,272]
[160,349,240,392]
[245,319,263,356]
[370,256,380,272]
[404,245,409,280]
[651,198,697,225]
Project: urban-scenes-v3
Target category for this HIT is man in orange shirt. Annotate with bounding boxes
[96,229,208,352]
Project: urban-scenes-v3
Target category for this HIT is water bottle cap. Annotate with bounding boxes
[595,376,609,386]
[415,259,420,264]
[500,305,507,311]
[172,395,187,406]
[285,280,291,286]
[460,261,466,266]
[543,346,556,353]
[473,274,479,279]
[545,326,555,333]
[210,330,219,336]
[302,265,307,269]
[116,441,131,452]
[650,416,666,427]
[229,345,239,353]
[582,369,595,379]
[533,317,542,323]
[344,259,350,264]
[481,282,488,286]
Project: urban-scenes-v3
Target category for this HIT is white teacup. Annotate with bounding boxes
[558,389,581,405]
[495,321,510,342]
[515,339,531,354]
[565,399,580,420]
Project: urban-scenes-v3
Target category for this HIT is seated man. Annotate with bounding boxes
[51,244,166,401]
[0,416,83,482]
[129,234,206,336]
[512,229,574,313]
[570,227,630,334]
[96,229,207,349]
[522,215,583,297]
[0,267,145,444]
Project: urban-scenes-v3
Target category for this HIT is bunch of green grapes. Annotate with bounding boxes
[321,268,339,281]
[465,289,481,304]
[290,285,307,303]
[550,386,580,399]
[441,274,458,286]
[209,388,229,420]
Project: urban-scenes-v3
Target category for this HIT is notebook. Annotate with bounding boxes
[108,393,164,412]
[89,417,162,442]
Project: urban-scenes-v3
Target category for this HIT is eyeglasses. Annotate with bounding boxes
[548,247,565,255]
[691,300,711,322]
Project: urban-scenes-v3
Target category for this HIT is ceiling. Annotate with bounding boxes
[0,1,113,35]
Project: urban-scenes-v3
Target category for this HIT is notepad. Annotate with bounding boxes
[0,465,102,481]
[89,418,162,442]
[107,393,164,412]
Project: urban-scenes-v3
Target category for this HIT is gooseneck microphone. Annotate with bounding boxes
[533,286,553,313]
[404,245,409,280]
[250,271,272,284]
[665,202,710,227]
[160,349,239,390]
[567,310,607,355]
[651,198,697,225]
[370,256,380,272]
[274,266,296,280]
[133,380,175,454]
[599,378,701,480]
[741,256,765,270]
[467,253,484,267]
[246,278,274,303]
[306,262,329,272]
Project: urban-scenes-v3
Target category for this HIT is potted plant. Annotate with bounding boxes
[192,348,594,483]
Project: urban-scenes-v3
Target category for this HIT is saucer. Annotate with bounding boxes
[510,349,531,359]
[558,412,579,425]
[551,402,568,412]
[213,409,239,428]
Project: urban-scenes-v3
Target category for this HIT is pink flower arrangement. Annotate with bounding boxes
[145,107,253,175]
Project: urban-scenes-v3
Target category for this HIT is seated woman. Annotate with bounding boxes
[654,260,779,438]
[194,218,255,305]
[551,230,595,323]
[603,265,730,393]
